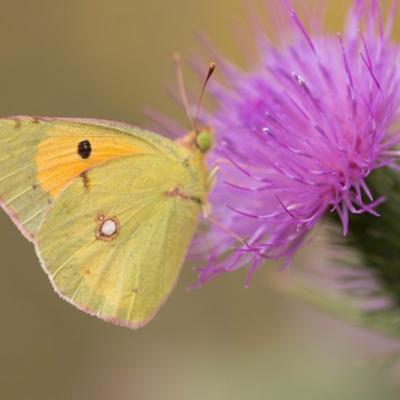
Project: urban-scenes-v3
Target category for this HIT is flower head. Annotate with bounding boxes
[191,0,400,286]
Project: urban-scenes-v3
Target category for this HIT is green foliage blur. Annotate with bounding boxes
[0,1,399,399]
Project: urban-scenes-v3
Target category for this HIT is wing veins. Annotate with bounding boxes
[125,202,169,321]
[43,195,161,277]
[115,199,165,321]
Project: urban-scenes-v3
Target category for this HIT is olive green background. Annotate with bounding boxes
[0,1,399,399]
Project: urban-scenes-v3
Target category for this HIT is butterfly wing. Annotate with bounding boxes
[35,153,206,328]
[0,116,172,241]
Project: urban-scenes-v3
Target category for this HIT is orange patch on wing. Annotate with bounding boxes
[36,132,145,198]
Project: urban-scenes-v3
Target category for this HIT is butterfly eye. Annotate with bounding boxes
[196,129,214,153]
[77,140,92,159]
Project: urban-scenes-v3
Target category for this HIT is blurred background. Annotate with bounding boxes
[0,0,399,399]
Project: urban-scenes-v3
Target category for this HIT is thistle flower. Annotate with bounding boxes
[191,0,400,287]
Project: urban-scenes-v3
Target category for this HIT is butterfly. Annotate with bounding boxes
[0,61,216,329]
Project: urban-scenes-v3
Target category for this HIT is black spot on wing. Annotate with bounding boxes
[77,140,92,159]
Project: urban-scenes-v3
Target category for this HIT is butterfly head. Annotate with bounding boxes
[176,125,214,154]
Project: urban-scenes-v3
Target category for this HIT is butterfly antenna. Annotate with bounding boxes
[173,53,195,131]
[195,62,216,133]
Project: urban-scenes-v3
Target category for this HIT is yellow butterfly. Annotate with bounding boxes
[0,62,215,329]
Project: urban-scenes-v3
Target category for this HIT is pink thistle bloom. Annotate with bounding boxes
[191,0,400,287]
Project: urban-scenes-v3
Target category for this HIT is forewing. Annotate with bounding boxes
[36,155,203,328]
[0,117,167,241]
